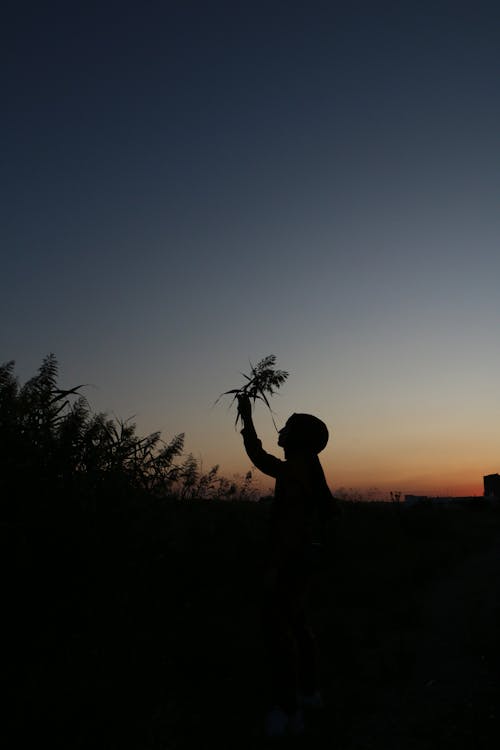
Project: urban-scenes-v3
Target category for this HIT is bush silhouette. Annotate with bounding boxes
[0,355,187,512]
[0,354,256,518]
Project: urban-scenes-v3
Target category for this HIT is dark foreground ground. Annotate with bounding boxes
[5,499,500,749]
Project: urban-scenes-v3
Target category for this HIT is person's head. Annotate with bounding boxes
[278,413,329,455]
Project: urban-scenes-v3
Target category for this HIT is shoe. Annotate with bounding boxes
[298,690,324,709]
[265,706,305,738]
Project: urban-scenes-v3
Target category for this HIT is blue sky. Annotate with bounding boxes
[2,1,499,495]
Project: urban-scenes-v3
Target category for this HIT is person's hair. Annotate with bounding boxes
[286,413,329,454]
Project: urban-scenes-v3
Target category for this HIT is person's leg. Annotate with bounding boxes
[262,616,305,737]
[291,573,322,704]
[262,593,299,714]
[295,618,318,698]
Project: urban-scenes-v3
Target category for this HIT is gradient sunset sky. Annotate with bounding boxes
[2,1,499,497]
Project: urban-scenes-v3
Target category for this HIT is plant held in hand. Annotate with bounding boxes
[216,355,289,428]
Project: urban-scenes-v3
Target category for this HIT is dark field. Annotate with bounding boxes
[6,499,500,749]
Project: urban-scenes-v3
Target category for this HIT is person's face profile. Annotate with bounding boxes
[277,417,296,448]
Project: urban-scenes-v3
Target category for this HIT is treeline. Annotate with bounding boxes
[0,354,256,521]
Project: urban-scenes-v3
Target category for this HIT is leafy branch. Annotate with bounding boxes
[216,355,289,428]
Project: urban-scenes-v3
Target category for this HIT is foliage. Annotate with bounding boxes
[0,355,262,523]
[0,356,187,510]
[176,458,257,501]
[216,354,289,427]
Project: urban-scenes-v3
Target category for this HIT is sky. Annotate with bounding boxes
[2,1,499,497]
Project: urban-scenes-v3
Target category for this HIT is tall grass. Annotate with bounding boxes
[0,355,257,518]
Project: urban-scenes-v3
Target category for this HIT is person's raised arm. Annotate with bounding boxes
[237,394,283,478]
[237,393,257,439]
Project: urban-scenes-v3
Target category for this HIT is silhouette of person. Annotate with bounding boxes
[237,394,333,738]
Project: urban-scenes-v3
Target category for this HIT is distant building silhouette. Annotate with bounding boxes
[404,494,478,507]
[484,473,500,499]
[404,473,500,506]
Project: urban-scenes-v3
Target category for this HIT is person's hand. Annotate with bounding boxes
[237,393,252,422]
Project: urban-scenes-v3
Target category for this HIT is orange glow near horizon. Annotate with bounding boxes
[193,409,499,501]
[217,428,495,498]
[220,447,491,499]
[319,457,490,499]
